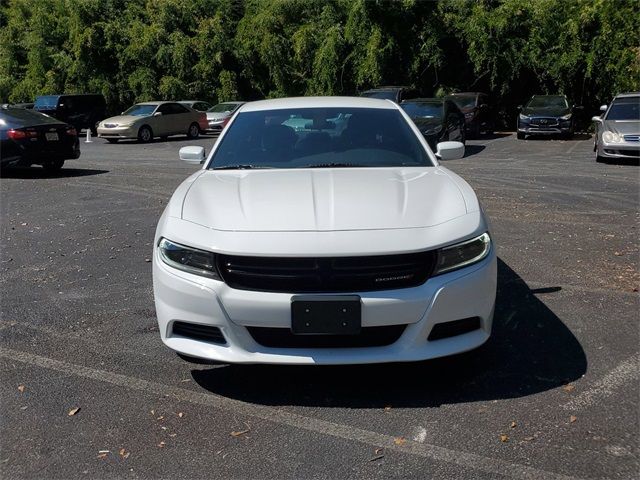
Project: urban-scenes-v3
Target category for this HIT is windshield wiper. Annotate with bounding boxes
[307,163,364,168]
[211,164,272,170]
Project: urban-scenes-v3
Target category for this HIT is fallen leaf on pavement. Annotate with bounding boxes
[570,415,577,423]
[150,410,155,415]
[614,252,623,256]
[563,384,575,392]
[231,429,250,437]
[97,453,108,460]
[375,448,383,455]
[510,421,517,429]
[119,448,130,459]
[68,407,81,416]
[523,436,535,441]
[157,442,166,448]
[156,416,164,421]
[393,437,406,446]
[177,412,184,418]
[169,433,177,438]
[17,385,25,393]
[500,434,509,443]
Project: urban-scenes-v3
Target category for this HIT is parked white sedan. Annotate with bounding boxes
[153,96,496,365]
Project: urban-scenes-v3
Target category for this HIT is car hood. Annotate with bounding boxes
[181,168,468,232]
[522,106,570,117]
[102,115,143,125]
[206,112,231,121]
[410,117,442,132]
[603,119,640,135]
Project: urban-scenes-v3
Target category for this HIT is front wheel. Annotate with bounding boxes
[138,126,153,143]
[187,122,200,139]
[42,159,64,174]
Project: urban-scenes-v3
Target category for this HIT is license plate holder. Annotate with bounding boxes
[45,132,59,141]
[291,295,361,335]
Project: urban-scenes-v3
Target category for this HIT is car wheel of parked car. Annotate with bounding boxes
[138,125,153,143]
[517,132,525,140]
[106,138,119,144]
[187,123,200,139]
[42,159,64,174]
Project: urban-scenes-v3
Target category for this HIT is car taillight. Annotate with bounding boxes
[8,129,37,139]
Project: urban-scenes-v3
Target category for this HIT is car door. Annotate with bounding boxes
[167,103,193,135]
[151,104,173,136]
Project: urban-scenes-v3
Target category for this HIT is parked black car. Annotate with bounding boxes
[33,94,106,135]
[0,106,80,173]
[400,98,465,150]
[517,95,581,139]
[360,86,420,104]
[447,92,495,138]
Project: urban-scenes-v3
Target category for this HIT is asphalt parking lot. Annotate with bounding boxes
[1,132,638,479]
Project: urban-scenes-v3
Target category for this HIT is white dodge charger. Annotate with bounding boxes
[153,96,497,365]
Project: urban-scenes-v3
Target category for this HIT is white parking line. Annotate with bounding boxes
[564,355,639,411]
[0,346,578,480]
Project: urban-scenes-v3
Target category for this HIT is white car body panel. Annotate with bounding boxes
[152,96,497,365]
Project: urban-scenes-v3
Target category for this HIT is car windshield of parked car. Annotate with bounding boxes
[606,99,640,121]
[34,96,59,109]
[527,96,568,109]
[450,95,476,109]
[361,91,397,101]
[208,103,237,113]
[209,107,432,169]
[123,104,157,116]
[400,102,442,119]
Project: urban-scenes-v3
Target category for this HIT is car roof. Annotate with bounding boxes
[362,86,408,92]
[136,101,168,106]
[531,94,566,98]
[241,96,398,112]
[402,98,443,103]
[179,100,208,104]
[614,92,640,99]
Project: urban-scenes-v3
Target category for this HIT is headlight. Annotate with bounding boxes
[560,113,572,120]
[602,131,622,143]
[433,232,491,275]
[158,238,221,280]
[518,114,528,120]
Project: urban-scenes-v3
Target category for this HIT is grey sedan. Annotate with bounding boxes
[592,92,640,162]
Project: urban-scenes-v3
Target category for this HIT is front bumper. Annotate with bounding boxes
[153,245,497,365]
[97,125,138,139]
[597,139,640,159]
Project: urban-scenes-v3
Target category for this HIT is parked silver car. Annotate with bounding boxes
[97,101,208,143]
[592,92,640,162]
[206,101,245,133]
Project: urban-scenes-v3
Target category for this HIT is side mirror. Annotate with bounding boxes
[435,141,465,160]
[179,146,206,165]
[599,104,607,112]
[153,112,163,116]
[591,116,603,123]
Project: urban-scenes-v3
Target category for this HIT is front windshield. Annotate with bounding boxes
[606,99,640,121]
[527,96,568,109]
[361,91,396,101]
[34,96,59,109]
[209,107,432,169]
[123,104,157,116]
[449,95,476,109]
[208,103,238,113]
[401,102,442,119]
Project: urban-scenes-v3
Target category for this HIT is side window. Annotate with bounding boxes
[157,104,171,115]
[170,103,190,114]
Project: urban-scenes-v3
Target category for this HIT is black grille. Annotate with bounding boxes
[530,117,559,126]
[427,317,480,341]
[217,251,437,293]
[172,322,226,344]
[247,325,406,348]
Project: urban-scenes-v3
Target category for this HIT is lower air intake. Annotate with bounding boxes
[172,322,226,344]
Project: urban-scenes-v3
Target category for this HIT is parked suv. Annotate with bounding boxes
[33,94,106,135]
[447,92,495,138]
[517,95,580,139]
[360,86,420,104]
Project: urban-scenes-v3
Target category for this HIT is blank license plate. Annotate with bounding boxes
[45,132,59,141]
[291,295,361,335]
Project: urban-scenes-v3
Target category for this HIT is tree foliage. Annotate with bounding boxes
[1,0,637,118]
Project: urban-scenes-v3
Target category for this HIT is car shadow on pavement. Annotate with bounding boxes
[191,258,587,408]
[463,145,486,158]
[599,157,639,166]
[0,167,109,179]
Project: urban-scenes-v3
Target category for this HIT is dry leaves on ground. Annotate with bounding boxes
[500,434,509,443]
[119,448,130,459]
[570,415,577,423]
[563,384,575,392]
[17,385,25,393]
[68,407,80,416]
[393,437,406,446]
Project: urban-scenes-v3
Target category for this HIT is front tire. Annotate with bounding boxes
[187,122,200,139]
[138,125,153,143]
